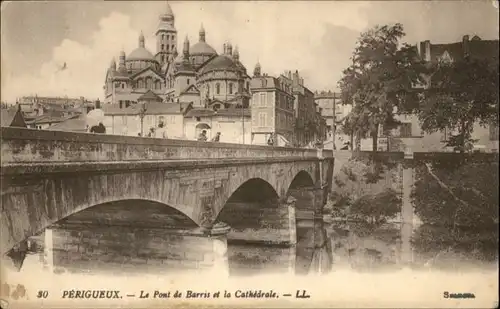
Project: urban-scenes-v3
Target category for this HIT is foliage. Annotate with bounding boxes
[338,23,427,151]
[412,159,499,261]
[409,57,499,153]
[327,158,402,235]
[350,188,401,225]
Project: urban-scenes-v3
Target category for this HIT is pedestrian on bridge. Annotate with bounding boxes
[198,130,208,141]
[156,120,168,139]
[211,132,221,142]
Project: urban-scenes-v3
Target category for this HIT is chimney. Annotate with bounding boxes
[293,70,299,84]
[462,35,470,58]
[424,40,431,62]
[299,78,304,86]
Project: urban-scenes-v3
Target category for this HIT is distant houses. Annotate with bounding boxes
[0,106,27,128]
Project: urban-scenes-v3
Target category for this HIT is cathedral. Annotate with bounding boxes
[103,2,252,109]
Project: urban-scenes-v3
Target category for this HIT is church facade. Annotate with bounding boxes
[102,3,327,146]
[103,3,251,111]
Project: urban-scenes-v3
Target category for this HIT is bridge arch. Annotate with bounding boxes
[216,177,279,223]
[215,178,295,275]
[56,199,200,230]
[287,170,315,191]
[1,196,200,255]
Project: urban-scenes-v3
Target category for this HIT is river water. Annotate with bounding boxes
[2,218,498,308]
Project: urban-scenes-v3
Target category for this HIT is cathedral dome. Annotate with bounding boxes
[191,42,217,56]
[127,47,156,61]
[199,55,240,74]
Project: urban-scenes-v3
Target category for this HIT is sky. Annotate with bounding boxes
[1,0,498,102]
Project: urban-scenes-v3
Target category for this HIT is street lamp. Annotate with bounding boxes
[139,102,147,137]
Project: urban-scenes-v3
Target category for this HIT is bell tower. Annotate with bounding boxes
[155,2,177,66]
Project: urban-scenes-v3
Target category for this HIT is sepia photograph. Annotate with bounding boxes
[0,1,498,308]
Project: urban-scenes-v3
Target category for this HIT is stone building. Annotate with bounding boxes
[249,66,295,146]
[104,3,251,109]
[102,2,256,143]
[387,35,499,153]
[279,70,319,147]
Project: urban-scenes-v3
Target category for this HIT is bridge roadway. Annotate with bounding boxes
[1,127,334,272]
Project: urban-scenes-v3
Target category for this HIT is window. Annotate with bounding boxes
[121,83,124,89]
[162,34,165,40]
[187,79,190,85]
[207,85,210,97]
[490,123,499,141]
[196,117,201,122]
[267,92,273,106]
[229,83,233,94]
[216,83,220,95]
[161,44,165,51]
[399,123,412,138]
[259,112,267,127]
[166,44,169,51]
[441,128,449,142]
[166,35,170,40]
[161,55,164,63]
[260,93,266,107]
[158,116,165,124]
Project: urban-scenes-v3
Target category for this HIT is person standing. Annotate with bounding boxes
[90,122,106,134]
[156,121,168,138]
[267,134,274,146]
[198,130,208,141]
[211,132,221,142]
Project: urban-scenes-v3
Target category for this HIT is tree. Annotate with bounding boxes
[412,57,499,153]
[338,23,426,151]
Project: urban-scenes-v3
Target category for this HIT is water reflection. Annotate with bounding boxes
[6,218,334,277]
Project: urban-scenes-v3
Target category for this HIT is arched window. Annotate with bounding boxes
[216,83,220,95]
[166,44,169,51]
[121,83,124,89]
[229,83,233,94]
[138,79,144,89]
[187,79,190,85]
[161,44,164,51]
[146,77,152,89]
[166,34,170,40]
[161,55,164,63]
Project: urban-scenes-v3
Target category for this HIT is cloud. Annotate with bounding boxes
[2,12,143,102]
[4,1,496,102]
[1,2,371,102]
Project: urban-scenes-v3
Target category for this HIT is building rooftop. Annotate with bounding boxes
[185,107,250,118]
[103,102,192,116]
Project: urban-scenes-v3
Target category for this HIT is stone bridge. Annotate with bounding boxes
[1,127,334,271]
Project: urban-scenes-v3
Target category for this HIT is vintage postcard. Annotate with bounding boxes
[1,1,498,308]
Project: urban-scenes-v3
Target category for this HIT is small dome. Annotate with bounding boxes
[199,55,240,74]
[191,42,217,56]
[127,47,156,61]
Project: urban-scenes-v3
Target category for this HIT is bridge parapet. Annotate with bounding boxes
[1,128,333,164]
